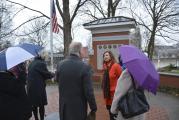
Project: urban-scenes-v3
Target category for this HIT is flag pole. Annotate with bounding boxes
[50,0,54,73]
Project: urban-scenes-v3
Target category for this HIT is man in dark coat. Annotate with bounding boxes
[0,68,32,120]
[27,55,54,120]
[56,42,97,120]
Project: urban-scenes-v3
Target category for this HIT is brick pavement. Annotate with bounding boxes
[40,89,169,120]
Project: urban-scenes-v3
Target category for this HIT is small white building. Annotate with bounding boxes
[153,44,179,69]
[83,16,141,73]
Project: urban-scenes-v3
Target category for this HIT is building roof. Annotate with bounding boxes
[83,16,136,29]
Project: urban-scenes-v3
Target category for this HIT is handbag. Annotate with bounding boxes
[117,74,149,119]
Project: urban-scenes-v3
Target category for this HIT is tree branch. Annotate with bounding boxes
[15,22,50,37]
[11,7,25,20]
[1,16,45,37]
[88,0,106,18]
[6,0,50,18]
[141,0,153,18]
[55,0,64,20]
[70,0,89,23]
[156,31,179,42]
[79,9,98,20]
[113,0,121,8]
[6,0,63,30]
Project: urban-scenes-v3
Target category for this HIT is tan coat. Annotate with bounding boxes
[111,69,145,120]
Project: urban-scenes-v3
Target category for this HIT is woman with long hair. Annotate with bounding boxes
[27,53,54,120]
[102,51,122,120]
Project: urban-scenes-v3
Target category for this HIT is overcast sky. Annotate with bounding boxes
[10,0,90,47]
[8,0,179,48]
[12,0,50,25]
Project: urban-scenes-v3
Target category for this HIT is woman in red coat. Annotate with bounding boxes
[102,51,122,120]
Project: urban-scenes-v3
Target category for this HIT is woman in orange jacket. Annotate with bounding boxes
[102,51,122,120]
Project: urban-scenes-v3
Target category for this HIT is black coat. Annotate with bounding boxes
[56,54,97,120]
[0,71,32,120]
[27,58,53,107]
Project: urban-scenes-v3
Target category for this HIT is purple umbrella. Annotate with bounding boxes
[119,45,159,94]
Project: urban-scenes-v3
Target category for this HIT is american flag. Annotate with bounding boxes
[51,0,59,34]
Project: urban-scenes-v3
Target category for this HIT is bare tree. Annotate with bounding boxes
[55,0,90,56]
[0,0,14,41]
[82,0,107,19]
[81,0,122,20]
[6,0,53,35]
[22,18,49,47]
[5,0,64,54]
[108,0,121,17]
[127,0,179,59]
[6,0,90,56]
[0,40,11,50]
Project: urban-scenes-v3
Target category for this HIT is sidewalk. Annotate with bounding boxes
[32,85,179,120]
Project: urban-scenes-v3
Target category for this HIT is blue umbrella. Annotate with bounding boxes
[0,43,43,71]
[119,45,159,94]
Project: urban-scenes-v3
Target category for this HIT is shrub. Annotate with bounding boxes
[159,64,176,72]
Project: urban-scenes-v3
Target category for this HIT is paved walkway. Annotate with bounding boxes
[31,85,179,120]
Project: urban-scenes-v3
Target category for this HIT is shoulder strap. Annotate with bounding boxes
[129,72,136,89]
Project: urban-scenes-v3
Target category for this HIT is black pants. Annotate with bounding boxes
[32,106,45,120]
[106,105,117,120]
